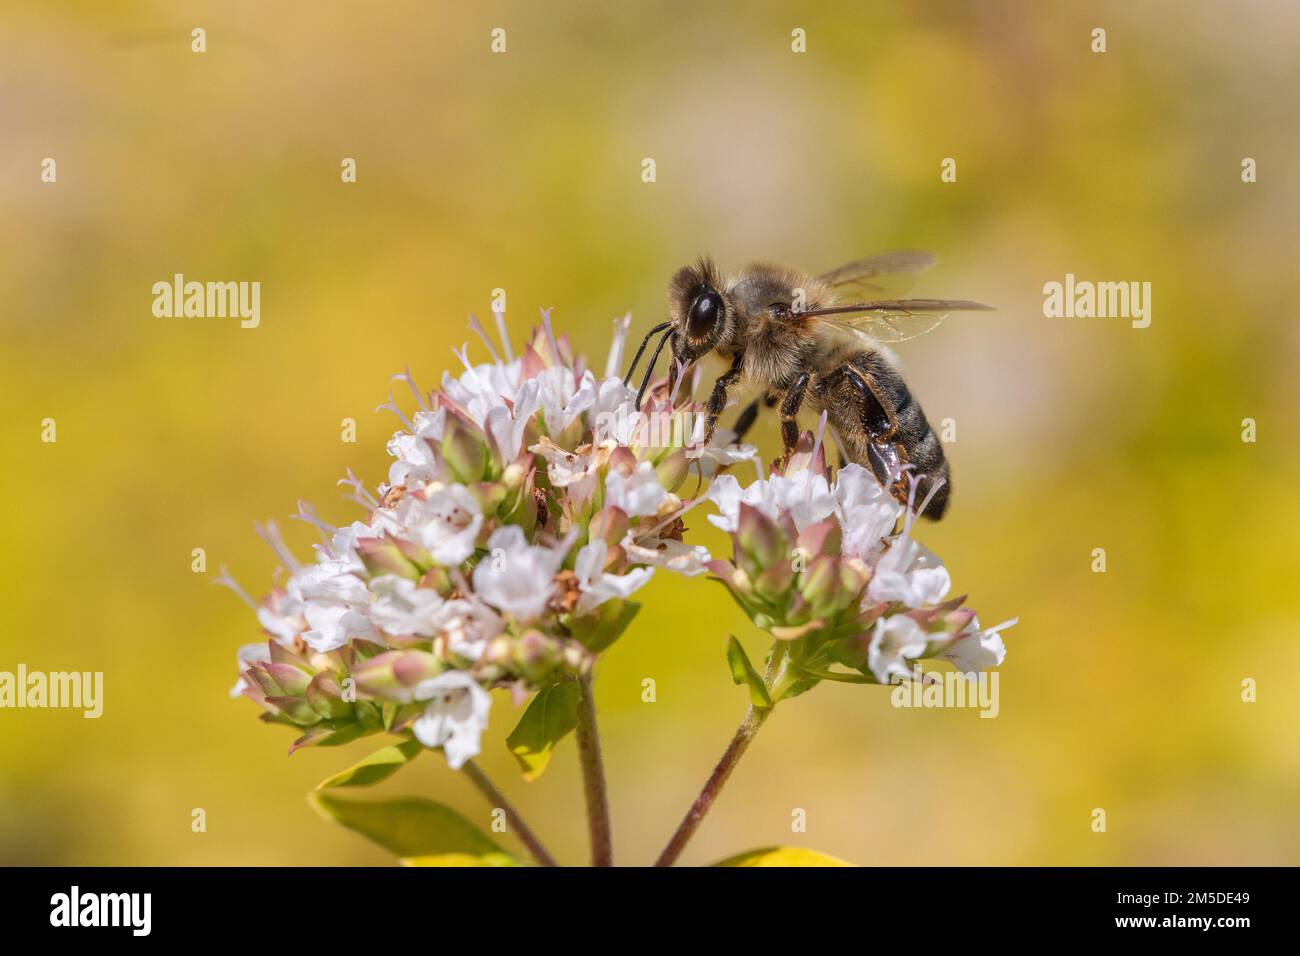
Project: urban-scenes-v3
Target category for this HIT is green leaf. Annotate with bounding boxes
[315,737,424,790]
[711,846,854,867]
[566,599,640,653]
[726,636,772,709]
[309,792,520,866]
[778,677,822,701]
[506,681,580,781]
[794,667,873,684]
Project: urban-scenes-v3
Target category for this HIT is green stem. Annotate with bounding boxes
[462,759,559,867]
[575,673,613,866]
[653,703,771,867]
[654,640,788,867]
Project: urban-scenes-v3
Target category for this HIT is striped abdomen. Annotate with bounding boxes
[813,348,949,520]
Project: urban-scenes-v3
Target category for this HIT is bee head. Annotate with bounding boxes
[668,257,730,364]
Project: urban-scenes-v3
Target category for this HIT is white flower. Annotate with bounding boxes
[689,429,758,475]
[301,601,374,653]
[442,359,523,427]
[471,525,567,623]
[706,470,836,533]
[483,378,541,461]
[834,464,904,562]
[229,642,270,698]
[398,484,483,566]
[573,540,655,615]
[289,559,370,605]
[328,522,371,573]
[605,461,667,517]
[256,589,304,644]
[438,596,505,662]
[867,615,928,684]
[590,377,638,439]
[330,512,406,571]
[412,670,492,769]
[622,535,711,577]
[531,436,598,509]
[369,574,446,637]
[867,535,951,608]
[386,408,445,488]
[441,354,549,462]
[603,314,632,380]
[537,366,597,435]
[940,617,1013,676]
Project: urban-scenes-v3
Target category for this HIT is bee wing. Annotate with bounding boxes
[803,299,993,344]
[818,250,938,298]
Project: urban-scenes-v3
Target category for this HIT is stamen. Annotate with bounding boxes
[290,500,336,551]
[668,358,688,405]
[255,520,301,572]
[539,307,561,364]
[391,367,428,410]
[212,565,258,610]
[915,474,946,520]
[467,314,502,364]
[811,410,829,472]
[900,466,921,536]
[452,343,474,374]
[605,313,631,379]
[374,387,415,432]
[337,469,380,511]
[636,496,704,543]
[554,526,580,558]
[492,308,514,362]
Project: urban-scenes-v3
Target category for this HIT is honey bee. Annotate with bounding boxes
[624,251,991,520]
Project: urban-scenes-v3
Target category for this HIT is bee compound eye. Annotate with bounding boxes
[687,291,723,340]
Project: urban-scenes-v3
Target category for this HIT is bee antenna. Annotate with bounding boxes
[624,321,671,387]
[636,327,674,409]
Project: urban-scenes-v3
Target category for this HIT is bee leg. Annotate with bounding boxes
[702,353,745,446]
[730,390,779,442]
[774,372,810,468]
[731,399,761,442]
[843,368,898,441]
[843,368,903,491]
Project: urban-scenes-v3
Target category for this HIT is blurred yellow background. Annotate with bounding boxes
[2,1,1298,866]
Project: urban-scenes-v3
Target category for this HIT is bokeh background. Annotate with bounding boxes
[2,1,1298,866]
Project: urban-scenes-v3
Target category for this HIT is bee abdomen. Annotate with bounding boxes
[851,354,950,519]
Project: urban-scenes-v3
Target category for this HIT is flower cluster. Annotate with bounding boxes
[223,312,744,767]
[224,311,1012,777]
[705,437,1014,699]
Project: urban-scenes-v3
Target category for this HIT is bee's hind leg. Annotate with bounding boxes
[842,368,906,500]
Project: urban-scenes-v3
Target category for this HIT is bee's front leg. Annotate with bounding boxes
[774,372,811,469]
[702,354,746,446]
